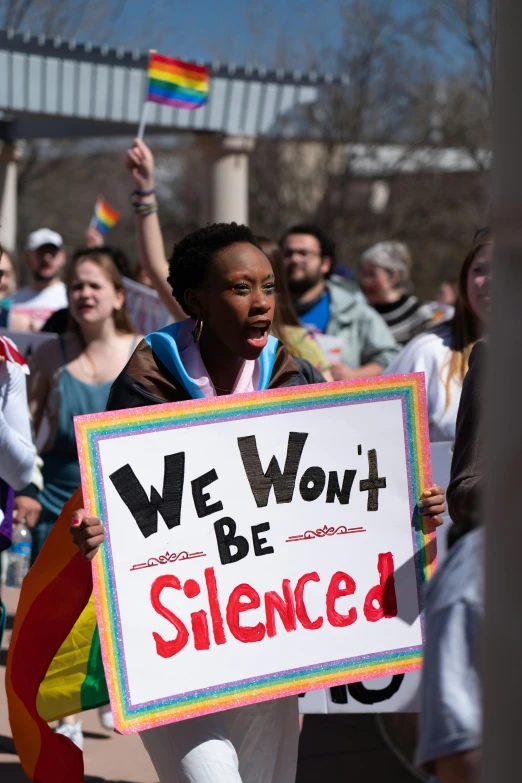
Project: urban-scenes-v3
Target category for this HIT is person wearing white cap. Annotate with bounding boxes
[9,228,68,331]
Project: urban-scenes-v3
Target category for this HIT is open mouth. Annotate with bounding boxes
[245,322,270,348]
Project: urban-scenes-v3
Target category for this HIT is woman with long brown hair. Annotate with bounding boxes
[21,249,140,571]
[14,249,141,748]
[386,229,493,441]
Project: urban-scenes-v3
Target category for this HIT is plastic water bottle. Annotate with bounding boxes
[6,522,32,588]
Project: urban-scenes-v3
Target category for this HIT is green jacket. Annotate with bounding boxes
[325,276,400,369]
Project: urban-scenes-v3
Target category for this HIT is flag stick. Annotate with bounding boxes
[137,49,155,141]
[137,101,150,140]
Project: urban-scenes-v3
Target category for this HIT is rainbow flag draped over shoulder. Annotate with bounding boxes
[147,52,209,109]
[92,197,120,234]
[6,488,108,783]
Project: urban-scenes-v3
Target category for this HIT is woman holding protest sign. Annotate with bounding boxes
[66,215,446,783]
[385,228,493,442]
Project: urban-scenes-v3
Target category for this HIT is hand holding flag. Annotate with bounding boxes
[91,197,120,235]
[137,51,209,139]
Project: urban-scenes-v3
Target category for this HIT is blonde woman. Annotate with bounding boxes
[386,229,493,441]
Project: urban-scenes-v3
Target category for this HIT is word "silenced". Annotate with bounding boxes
[151,552,397,657]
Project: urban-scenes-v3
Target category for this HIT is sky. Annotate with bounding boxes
[9,0,471,78]
[110,0,350,70]
[11,0,442,75]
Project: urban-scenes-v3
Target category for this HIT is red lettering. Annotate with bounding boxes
[150,575,189,658]
[265,579,297,638]
[183,579,200,598]
[190,610,211,650]
[364,552,397,622]
[205,567,226,645]
[226,584,265,643]
[294,572,323,630]
[326,571,357,627]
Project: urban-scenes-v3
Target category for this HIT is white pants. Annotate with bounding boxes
[140,696,299,783]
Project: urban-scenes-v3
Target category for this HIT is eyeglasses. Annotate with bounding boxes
[283,248,322,260]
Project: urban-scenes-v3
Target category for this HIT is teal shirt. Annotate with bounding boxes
[38,369,113,518]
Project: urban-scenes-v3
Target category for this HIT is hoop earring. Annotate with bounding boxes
[192,318,203,342]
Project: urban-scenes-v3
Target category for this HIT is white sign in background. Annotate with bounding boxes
[98,398,425,712]
[299,440,453,714]
[123,277,171,335]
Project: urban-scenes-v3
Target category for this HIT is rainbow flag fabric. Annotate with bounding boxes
[92,198,120,234]
[147,52,209,109]
[6,488,106,783]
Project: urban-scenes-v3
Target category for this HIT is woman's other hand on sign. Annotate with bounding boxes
[418,485,446,528]
[70,509,105,561]
[126,138,155,192]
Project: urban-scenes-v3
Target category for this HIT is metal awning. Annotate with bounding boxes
[0,29,346,139]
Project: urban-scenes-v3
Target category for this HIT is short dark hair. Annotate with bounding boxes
[280,224,336,274]
[167,223,261,317]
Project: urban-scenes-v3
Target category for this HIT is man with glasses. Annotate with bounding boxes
[280,225,399,378]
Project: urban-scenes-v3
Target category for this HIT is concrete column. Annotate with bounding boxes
[0,142,20,253]
[482,1,522,781]
[201,134,255,225]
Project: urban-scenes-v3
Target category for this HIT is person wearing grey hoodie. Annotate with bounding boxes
[280,225,399,379]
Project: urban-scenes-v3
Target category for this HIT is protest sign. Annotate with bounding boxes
[299,440,453,714]
[75,374,434,734]
[123,277,171,335]
[0,328,58,359]
[314,334,343,365]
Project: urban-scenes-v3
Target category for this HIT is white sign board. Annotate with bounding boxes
[76,376,433,732]
[299,440,453,714]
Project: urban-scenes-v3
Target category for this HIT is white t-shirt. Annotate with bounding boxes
[0,359,35,500]
[9,282,68,329]
[385,325,460,442]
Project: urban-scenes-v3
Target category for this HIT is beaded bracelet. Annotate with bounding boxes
[133,188,155,196]
[130,190,157,207]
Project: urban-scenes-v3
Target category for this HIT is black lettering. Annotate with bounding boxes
[191,469,223,518]
[326,470,357,504]
[347,675,404,705]
[359,449,386,511]
[214,517,249,565]
[109,453,185,538]
[299,467,326,501]
[237,432,308,507]
[329,685,348,704]
[252,522,274,556]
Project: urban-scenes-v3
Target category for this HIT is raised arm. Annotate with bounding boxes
[126,139,186,321]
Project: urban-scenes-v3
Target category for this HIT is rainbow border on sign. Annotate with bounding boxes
[74,373,434,734]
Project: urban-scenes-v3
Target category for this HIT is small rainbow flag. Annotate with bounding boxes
[147,52,209,110]
[92,197,120,234]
